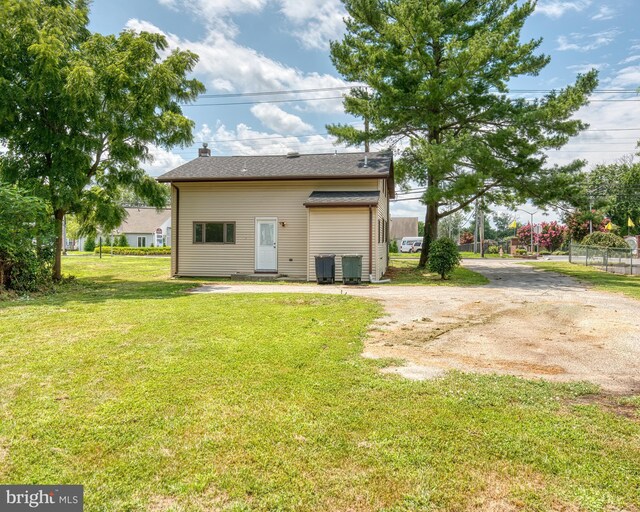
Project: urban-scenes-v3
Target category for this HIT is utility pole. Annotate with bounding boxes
[364,116,370,153]
[479,203,485,258]
[473,201,479,253]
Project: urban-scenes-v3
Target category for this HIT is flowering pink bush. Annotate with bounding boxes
[517,224,534,248]
[459,231,474,244]
[564,210,609,242]
[537,221,567,251]
[517,221,567,252]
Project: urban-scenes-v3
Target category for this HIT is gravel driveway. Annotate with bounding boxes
[193,260,640,393]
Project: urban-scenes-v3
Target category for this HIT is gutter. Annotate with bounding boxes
[172,184,180,276]
[157,174,390,184]
[368,206,373,277]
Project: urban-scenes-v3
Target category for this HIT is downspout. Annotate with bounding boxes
[368,205,373,279]
[172,184,180,276]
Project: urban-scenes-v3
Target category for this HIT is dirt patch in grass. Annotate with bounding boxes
[146,487,236,511]
[465,469,582,512]
[566,394,640,421]
[362,261,640,393]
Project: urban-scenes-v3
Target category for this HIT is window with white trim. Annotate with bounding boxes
[193,222,236,244]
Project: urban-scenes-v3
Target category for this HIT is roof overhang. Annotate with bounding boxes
[303,190,380,208]
[158,174,389,184]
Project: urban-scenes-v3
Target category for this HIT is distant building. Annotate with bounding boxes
[390,217,419,243]
[74,207,171,250]
[118,207,172,248]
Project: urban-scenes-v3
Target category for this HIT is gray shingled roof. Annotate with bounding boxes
[157,152,392,182]
[118,208,171,234]
[304,191,380,207]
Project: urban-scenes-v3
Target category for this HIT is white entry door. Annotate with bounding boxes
[255,218,278,272]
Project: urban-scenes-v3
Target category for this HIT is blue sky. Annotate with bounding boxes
[88,0,640,222]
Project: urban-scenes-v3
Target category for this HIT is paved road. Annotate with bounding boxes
[194,260,640,393]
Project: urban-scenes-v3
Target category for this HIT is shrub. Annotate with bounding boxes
[0,185,54,292]
[487,245,500,254]
[581,232,629,249]
[389,240,398,253]
[427,237,461,280]
[536,221,567,252]
[515,248,527,255]
[459,231,474,244]
[564,210,609,242]
[94,247,171,256]
[117,234,129,247]
[83,237,96,252]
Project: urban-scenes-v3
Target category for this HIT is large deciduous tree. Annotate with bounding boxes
[0,0,205,280]
[586,160,640,235]
[328,0,597,265]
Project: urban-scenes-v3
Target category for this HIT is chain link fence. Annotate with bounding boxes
[458,241,511,254]
[569,243,638,275]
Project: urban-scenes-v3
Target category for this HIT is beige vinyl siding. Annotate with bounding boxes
[174,179,378,278]
[171,186,178,275]
[376,179,389,279]
[308,207,371,282]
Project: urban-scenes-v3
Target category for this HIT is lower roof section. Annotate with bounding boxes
[303,190,380,207]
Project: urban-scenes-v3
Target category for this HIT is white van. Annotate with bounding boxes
[399,237,423,253]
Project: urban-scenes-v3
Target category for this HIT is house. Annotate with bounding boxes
[71,207,171,250]
[117,207,172,248]
[390,217,419,244]
[156,149,394,281]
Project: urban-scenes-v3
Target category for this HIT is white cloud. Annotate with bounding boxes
[591,5,616,20]
[157,0,346,51]
[250,104,314,135]
[567,62,609,73]
[125,18,347,114]
[194,121,344,156]
[620,55,640,65]
[557,29,619,52]
[277,0,346,50]
[607,65,640,87]
[157,0,269,36]
[536,0,591,19]
[143,145,187,177]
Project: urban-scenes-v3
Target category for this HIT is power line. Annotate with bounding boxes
[186,85,639,100]
[197,86,353,99]
[183,96,344,107]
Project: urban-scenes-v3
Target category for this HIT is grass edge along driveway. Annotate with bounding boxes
[528,260,640,302]
[0,256,638,511]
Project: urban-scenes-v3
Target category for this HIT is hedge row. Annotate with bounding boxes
[93,247,171,256]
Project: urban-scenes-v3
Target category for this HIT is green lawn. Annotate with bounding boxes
[459,251,504,259]
[0,256,639,511]
[391,251,504,259]
[385,258,489,285]
[530,261,640,301]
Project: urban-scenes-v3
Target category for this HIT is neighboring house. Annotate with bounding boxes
[157,150,394,282]
[74,207,172,250]
[389,217,419,244]
[118,207,172,248]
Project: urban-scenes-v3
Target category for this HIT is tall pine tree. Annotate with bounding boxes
[328,0,597,265]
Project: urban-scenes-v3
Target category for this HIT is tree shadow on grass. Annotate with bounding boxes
[0,274,195,309]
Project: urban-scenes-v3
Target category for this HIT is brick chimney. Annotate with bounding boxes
[198,143,211,157]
